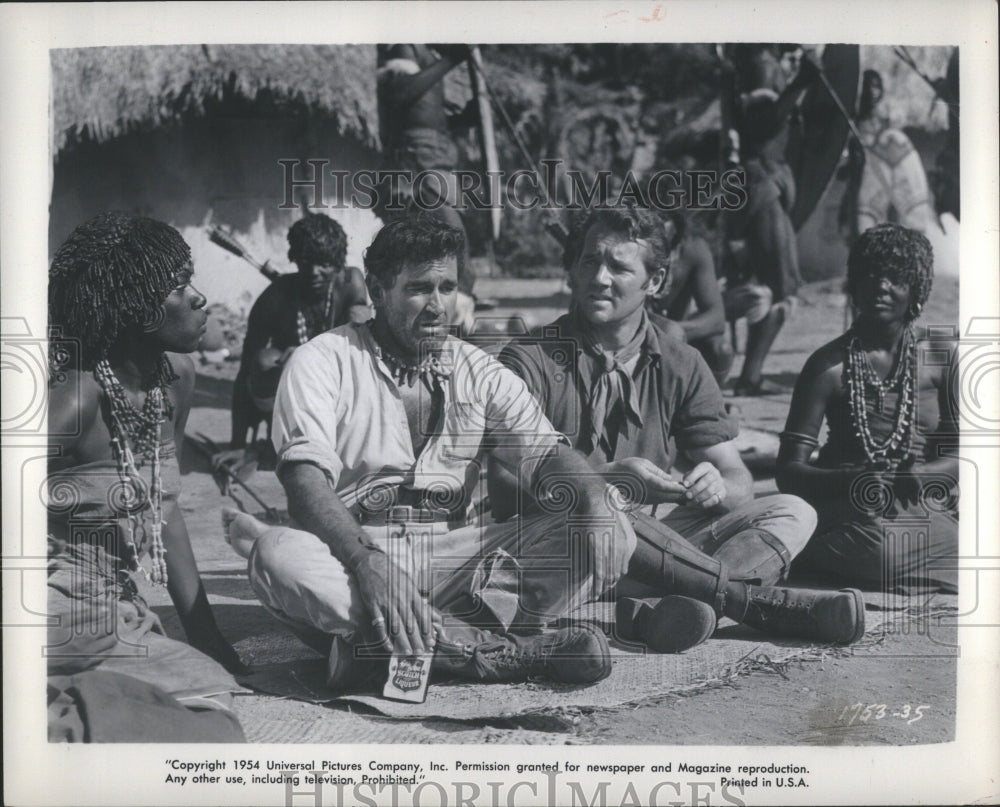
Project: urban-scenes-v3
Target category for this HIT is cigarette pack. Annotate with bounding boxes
[382,651,434,703]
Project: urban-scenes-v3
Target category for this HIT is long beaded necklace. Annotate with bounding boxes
[844,324,917,470]
[295,277,335,345]
[93,358,170,585]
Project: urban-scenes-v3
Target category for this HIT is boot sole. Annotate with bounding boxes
[646,596,718,653]
[616,595,717,653]
[548,623,613,684]
[838,588,867,645]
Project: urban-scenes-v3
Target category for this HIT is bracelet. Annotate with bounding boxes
[779,430,819,448]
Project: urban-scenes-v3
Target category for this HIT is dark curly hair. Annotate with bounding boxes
[847,223,934,321]
[287,213,348,270]
[363,215,465,293]
[49,212,191,371]
[562,205,673,282]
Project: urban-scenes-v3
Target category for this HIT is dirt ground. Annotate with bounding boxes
[167,274,960,745]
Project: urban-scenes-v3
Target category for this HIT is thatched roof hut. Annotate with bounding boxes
[51,44,379,155]
[49,44,384,306]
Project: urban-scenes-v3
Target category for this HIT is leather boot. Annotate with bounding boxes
[628,512,730,614]
[713,528,792,586]
[627,513,865,644]
[325,634,388,690]
[433,620,612,684]
[739,586,866,644]
[616,595,717,653]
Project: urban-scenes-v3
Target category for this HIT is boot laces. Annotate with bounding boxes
[477,638,547,672]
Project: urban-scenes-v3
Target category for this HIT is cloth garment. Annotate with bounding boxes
[245,508,636,641]
[727,156,803,302]
[577,310,648,457]
[256,320,636,643]
[794,373,958,592]
[723,282,774,326]
[48,671,246,743]
[497,313,815,580]
[46,442,243,740]
[855,120,936,234]
[271,323,565,519]
[657,494,816,577]
[498,313,737,473]
[46,537,239,707]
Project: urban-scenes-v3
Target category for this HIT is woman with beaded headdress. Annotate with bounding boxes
[776,223,958,593]
[46,212,245,741]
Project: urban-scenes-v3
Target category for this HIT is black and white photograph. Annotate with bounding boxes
[2,2,998,806]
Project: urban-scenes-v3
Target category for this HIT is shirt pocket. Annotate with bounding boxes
[438,402,485,460]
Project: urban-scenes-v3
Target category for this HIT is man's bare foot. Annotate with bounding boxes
[221,507,267,559]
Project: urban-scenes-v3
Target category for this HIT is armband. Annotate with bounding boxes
[779,430,819,448]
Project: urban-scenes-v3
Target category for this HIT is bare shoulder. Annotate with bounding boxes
[48,368,100,446]
[800,334,849,385]
[684,235,715,270]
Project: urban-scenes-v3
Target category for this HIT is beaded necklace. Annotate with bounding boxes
[369,322,452,388]
[377,346,451,388]
[844,324,917,470]
[93,359,170,585]
[296,278,336,345]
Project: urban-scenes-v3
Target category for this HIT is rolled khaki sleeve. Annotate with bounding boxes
[271,342,345,486]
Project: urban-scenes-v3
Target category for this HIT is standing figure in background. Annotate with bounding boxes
[724,56,818,396]
[646,212,733,386]
[377,43,478,331]
[227,214,369,458]
[840,70,937,240]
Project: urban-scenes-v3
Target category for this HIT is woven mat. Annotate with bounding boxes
[232,593,957,722]
[237,698,579,744]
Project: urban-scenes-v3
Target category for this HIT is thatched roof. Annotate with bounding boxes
[51,44,378,153]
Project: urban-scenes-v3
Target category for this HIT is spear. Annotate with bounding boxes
[466,53,570,247]
[808,56,894,200]
[892,46,949,102]
[208,225,282,281]
[188,432,281,522]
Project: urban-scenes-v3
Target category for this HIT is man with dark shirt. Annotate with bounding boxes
[646,213,733,385]
[228,214,370,451]
[491,205,865,651]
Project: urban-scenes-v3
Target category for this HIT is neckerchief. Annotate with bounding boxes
[577,309,648,457]
[369,321,454,388]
